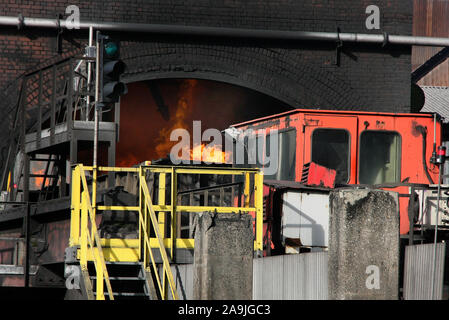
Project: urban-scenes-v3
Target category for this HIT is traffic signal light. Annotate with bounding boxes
[99,34,127,105]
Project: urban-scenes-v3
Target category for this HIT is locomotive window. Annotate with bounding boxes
[234,129,296,181]
[264,129,296,181]
[311,129,350,184]
[359,131,401,185]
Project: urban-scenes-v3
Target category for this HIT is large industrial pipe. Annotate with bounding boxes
[1,15,449,47]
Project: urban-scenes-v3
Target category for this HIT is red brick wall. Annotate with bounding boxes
[0,1,413,117]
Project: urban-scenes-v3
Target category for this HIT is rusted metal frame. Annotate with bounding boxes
[21,78,31,287]
[24,202,30,288]
[50,65,56,146]
[0,78,25,197]
[37,70,43,150]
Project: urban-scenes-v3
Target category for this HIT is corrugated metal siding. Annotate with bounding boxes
[253,252,328,300]
[169,252,328,300]
[169,264,194,300]
[403,243,446,300]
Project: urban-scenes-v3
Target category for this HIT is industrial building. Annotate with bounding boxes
[0,0,448,301]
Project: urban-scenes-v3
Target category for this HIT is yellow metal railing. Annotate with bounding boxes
[69,164,264,300]
[72,165,114,300]
[139,168,178,300]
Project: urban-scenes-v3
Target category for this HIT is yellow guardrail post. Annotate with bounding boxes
[80,190,88,268]
[158,172,166,299]
[91,165,97,244]
[244,172,250,207]
[138,166,143,264]
[170,167,177,263]
[79,190,94,300]
[254,170,264,254]
[140,173,179,300]
[94,247,105,300]
[70,165,81,246]
[158,172,166,236]
[78,165,114,300]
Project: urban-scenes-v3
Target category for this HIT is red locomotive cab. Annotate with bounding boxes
[230,109,442,237]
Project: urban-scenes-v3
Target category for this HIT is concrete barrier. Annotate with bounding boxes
[328,188,400,300]
[192,212,253,300]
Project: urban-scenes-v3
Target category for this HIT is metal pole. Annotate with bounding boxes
[92,30,100,218]
[3,15,449,47]
[24,202,30,288]
[431,165,442,299]
[86,26,93,121]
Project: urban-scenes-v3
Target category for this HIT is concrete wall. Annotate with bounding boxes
[192,212,253,300]
[328,188,400,300]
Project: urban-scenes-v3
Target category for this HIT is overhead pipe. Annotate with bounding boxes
[1,14,449,47]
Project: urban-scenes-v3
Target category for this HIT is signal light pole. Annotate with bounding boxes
[92,31,127,220]
[92,30,101,221]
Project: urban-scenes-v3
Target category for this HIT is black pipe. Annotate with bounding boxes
[2,15,449,47]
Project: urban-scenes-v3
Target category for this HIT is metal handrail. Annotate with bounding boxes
[139,169,178,300]
[78,164,114,300]
[69,164,264,300]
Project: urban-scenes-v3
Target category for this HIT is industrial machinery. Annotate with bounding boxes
[227,109,449,253]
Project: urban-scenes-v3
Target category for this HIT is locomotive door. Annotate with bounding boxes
[302,114,358,185]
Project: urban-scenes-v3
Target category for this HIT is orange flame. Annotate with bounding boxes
[32,167,50,189]
[177,143,232,164]
[154,79,197,158]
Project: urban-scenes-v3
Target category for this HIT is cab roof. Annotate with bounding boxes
[231,108,440,128]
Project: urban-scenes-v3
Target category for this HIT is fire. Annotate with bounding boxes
[154,79,232,164]
[117,78,279,167]
[179,143,232,164]
[31,167,50,189]
[154,80,197,158]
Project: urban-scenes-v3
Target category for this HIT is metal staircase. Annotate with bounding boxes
[68,163,264,300]
[89,261,152,300]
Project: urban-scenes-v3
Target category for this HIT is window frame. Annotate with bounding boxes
[264,127,297,181]
[358,130,402,185]
[310,127,351,184]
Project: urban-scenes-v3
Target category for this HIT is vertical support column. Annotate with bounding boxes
[37,70,43,150]
[254,171,264,256]
[91,167,97,242]
[193,212,253,300]
[170,168,177,260]
[328,188,400,300]
[50,65,56,145]
[158,172,167,299]
[158,173,166,237]
[107,141,116,187]
[95,248,104,300]
[69,165,81,246]
[244,172,250,207]
[24,203,30,288]
[67,59,74,128]
[80,191,88,268]
[138,167,145,266]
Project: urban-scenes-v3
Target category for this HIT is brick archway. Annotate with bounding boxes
[121,41,366,110]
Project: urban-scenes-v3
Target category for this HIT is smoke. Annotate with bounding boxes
[115,78,291,167]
